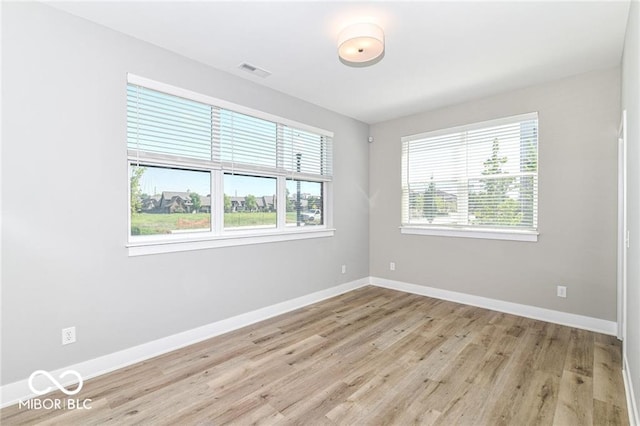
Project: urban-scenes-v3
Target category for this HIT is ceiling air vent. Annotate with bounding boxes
[238,62,271,78]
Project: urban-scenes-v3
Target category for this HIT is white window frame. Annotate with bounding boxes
[401,112,539,242]
[126,74,334,256]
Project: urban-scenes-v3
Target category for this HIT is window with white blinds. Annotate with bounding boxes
[401,113,538,240]
[218,109,277,170]
[127,85,213,161]
[127,83,333,178]
[282,126,332,178]
[126,75,334,253]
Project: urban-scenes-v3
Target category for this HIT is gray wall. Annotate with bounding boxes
[0,2,369,384]
[0,1,630,396]
[622,0,640,416]
[370,68,621,321]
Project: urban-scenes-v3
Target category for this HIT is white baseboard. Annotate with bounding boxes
[1,276,620,409]
[0,277,370,408]
[624,354,639,426]
[369,277,618,336]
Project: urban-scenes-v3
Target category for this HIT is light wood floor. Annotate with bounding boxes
[1,286,629,425]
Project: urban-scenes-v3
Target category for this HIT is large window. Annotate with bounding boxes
[127,75,333,254]
[401,113,538,241]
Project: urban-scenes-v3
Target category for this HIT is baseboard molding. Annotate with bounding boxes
[0,276,620,409]
[0,277,370,408]
[623,354,639,426]
[370,277,617,336]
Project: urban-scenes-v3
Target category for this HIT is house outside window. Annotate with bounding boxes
[401,112,538,242]
[127,75,334,255]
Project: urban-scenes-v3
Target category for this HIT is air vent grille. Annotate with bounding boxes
[238,63,271,78]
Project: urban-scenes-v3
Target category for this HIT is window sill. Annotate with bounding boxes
[128,228,335,256]
[400,226,538,242]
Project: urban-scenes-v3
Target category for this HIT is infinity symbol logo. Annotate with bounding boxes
[28,370,84,396]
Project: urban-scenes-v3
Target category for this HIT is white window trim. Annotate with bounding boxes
[128,228,336,256]
[400,226,538,242]
[126,74,334,255]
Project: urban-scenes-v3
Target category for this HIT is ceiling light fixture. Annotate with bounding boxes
[337,22,385,67]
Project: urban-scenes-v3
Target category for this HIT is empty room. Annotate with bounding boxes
[1,1,639,425]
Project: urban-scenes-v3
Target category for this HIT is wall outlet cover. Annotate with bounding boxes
[62,327,76,345]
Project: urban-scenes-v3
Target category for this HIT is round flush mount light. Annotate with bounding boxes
[337,22,385,67]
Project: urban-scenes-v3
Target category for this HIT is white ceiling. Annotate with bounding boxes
[49,1,630,124]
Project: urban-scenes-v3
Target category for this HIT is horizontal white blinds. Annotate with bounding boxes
[282,126,332,177]
[217,109,277,169]
[402,113,538,230]
[127,83,332,178]
[127,85,212,160]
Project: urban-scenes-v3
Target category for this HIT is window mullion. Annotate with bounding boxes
[211,106,221,165]
[276,124,284,170]
[277,176,286,229]
[276,123,285,229]
[213,170,224,235]
[323,181,333,228]
[402,140,409,224]
[461,131,470,225]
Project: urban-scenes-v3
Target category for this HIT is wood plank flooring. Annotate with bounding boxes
[1,286,629,425]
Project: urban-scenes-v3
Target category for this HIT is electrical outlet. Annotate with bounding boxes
[557,286,567,298]
[341,264,347,274]
[390,262,396,271]
[62,327,76,345]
